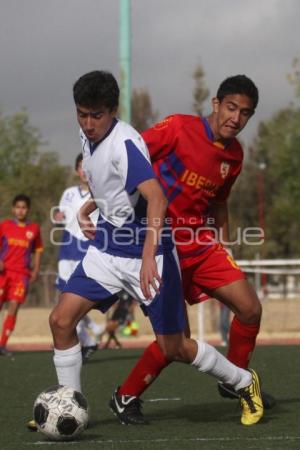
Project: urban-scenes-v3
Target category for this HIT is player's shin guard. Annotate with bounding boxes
[227,317,260,368]
[0,315,16,346]
[191,340,252,391]
[53,343,82,392]
[119,341,170,396]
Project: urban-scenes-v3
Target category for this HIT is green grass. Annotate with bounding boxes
[1,346,300,450]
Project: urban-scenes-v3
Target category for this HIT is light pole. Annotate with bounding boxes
[119,0,131,123]
[257,161,267,295]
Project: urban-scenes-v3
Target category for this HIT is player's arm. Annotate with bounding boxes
[210,201,230,245]
[137,179,168,300]
[30,250,42,283]
[30,225,43,282]
[54,210,66,222]
[54,190,69,224]
[77,197,97,240]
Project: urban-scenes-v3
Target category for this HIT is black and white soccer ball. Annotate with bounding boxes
[33,385,89,441]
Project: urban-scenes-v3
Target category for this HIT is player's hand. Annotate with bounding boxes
[54,211,66,223]
[0,260,4,272]
[77,213,96,240]
[140,256,162,300]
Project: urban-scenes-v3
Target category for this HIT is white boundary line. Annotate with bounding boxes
[146,397,181,402]
[31,436,300,445]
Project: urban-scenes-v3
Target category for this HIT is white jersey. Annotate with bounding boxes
[80,118,172,258]
[56,186,99,289]
[59,186,98,241]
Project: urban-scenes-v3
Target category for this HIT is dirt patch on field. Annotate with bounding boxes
[2,297,300,347]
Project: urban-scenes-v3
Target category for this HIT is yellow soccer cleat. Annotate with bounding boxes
[238,369,264,426]
[27,419,38,432]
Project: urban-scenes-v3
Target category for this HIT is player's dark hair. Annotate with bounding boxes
[75,153,83,171]
[12,194,31,208]
[73,71,119,111]
[217,75,259,110]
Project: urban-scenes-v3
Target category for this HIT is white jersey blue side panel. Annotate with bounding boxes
[81,119,173,257]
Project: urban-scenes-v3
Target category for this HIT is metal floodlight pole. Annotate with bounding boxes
[119,0,131,123]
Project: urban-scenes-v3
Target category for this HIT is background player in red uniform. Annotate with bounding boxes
[110,74,275,425]
[0,194,43,355]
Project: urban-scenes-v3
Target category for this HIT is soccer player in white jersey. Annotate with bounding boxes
[48,71,263,427]
[55,154,104,360]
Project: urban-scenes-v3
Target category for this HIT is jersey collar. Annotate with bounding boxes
[201,117,231,149]
[89,118,118,154]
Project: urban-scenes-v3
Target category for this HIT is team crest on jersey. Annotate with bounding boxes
[26,231,34,240]
[220,162,230,179]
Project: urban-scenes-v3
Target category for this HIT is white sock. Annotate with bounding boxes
[191,341,252,391]
[89,322,105,337]
[53,343,82,392]
[77,320,96,347]
[81,315,104,337]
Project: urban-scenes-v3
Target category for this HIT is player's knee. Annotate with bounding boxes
[159,343,188,362]
[240,300,262,324]
[49,310,73,334]
[158,344,179,362]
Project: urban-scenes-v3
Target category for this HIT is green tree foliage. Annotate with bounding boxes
[192,64,209,115]
[0,110,40,180]
[131,88,158,132]
[229,106,300,259]
[228,58,300,260]
[253,108,300,257]
[287,57,300,99]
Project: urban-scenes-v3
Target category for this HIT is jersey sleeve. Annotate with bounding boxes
[59,189,71,211]
[33,225,43,252]
[114,137,156,194]
[58,188,76,224]
[142,115,179,162]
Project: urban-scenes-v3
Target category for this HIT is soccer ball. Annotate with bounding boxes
[33,385,89,441]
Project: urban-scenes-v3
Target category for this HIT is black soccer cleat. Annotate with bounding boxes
[0,346,12,356]
[218,382,276,409]
[81,345,98,363]
[109,388,149,425]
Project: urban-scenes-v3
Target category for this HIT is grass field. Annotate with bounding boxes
[0,346,300,450]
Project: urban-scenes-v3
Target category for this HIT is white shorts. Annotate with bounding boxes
[63,245,186,334]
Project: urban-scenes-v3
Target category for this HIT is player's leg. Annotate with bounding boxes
[213,278,261,368]
[49,292,95,392]
[158,333,263,425]
[0,271,28,353]
[117,306,190,398]
[84,313,105,337]
[110,250,263,425]
[76,317,99,362]
[196,246,275,408]
[0,300,20,354]
[219,304,230,345]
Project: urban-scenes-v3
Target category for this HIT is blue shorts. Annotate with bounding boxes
[63,245,185,335]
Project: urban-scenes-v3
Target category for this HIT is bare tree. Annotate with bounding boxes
[131,88,158,132]
[192,64,209,115]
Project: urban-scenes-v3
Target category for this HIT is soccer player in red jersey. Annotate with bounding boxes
[0,194,43,355]
[110,75,275,424]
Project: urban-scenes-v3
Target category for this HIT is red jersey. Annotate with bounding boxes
[142,114,243,268]
[0,220,43,275]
